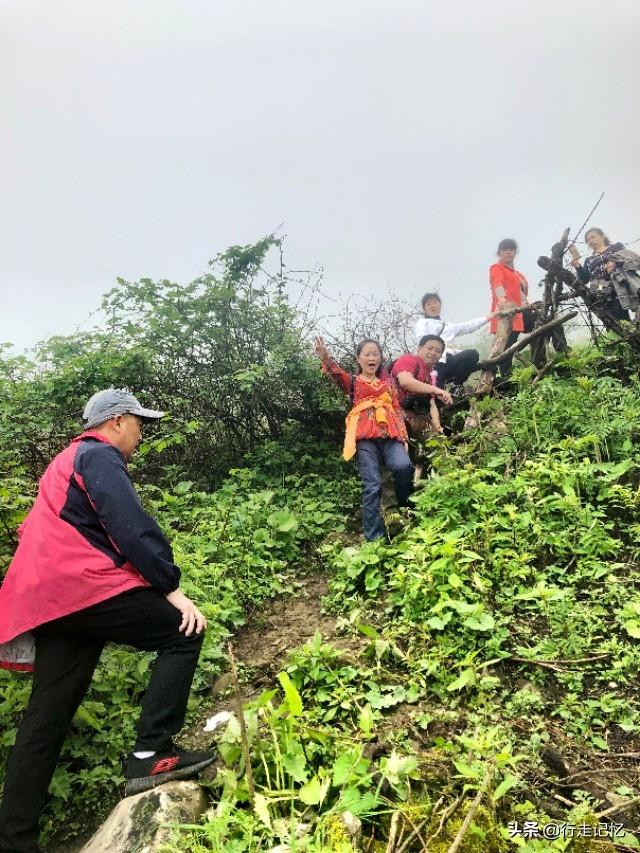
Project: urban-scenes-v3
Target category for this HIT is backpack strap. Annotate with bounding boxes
[349,373,356,408]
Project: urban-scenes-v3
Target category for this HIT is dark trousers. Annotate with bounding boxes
[499,309,536,375]
[602,295,631,321]
[439,350,480,386]
[0,588,204,853]
[356,439,414,541]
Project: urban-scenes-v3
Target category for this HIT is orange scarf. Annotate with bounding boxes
[343,392,393,460]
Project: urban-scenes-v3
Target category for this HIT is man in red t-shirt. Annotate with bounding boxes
[391,336,452,440]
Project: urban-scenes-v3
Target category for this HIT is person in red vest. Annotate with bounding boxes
[314,336,413,542]
[0,389,214,853]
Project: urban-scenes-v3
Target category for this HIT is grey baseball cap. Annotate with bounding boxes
[83,389,165,430]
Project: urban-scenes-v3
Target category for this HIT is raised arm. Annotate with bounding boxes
[571,258,590,282]
[314,336,351,393]
[445,315,494,338]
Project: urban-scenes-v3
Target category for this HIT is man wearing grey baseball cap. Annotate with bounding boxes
[82,387,166,428]
[0,389,214,853]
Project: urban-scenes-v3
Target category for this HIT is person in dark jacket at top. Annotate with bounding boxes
[570,227,640,321]
[0,389,214,853]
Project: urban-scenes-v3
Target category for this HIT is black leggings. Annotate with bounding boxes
[0,588,204,853]
[439,349,480,385]
[499,309,536,375]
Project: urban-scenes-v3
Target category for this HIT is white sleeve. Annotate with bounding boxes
[444,316,489,339]
[414,317,440,341]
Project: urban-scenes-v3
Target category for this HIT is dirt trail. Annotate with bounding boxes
[232,573,336,692]
[183,572,338,751]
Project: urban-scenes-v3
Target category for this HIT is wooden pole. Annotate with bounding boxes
[479,311,578,368]
[474,304,515,396]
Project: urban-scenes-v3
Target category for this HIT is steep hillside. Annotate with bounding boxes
[146,343,640,852]
[3,241,640,851]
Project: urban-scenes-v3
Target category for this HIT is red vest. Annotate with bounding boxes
[0,433,148,653]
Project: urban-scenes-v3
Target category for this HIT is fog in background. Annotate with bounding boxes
[1,0,639,353]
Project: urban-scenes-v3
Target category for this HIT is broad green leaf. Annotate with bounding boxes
[448,600,479,616]
[447,668,476,692]
[427,612,452,631]
[73,707,102,731]
[624,619,640,639]
[332,748,367,786]
[357,623,378,640]
[364,567,382,591]
[283,743,308,783]
[494,773,519,801]
[358,704,374,737]
[454,760,483,780]
[277,671,303,717]
[298,775,329,806]
[380,751,418,785]
[254,793,272,829]
[268,509,298,534]
[464,612,495,632]
[339,787,380,816]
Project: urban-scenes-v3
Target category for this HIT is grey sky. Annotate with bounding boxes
[1,0,639,353]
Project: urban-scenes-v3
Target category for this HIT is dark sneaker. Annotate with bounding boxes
[124,748,216,796]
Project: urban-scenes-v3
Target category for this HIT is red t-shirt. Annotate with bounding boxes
[391,355,438,407]
[489,263,528,333]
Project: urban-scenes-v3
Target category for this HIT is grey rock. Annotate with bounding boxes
[341,810,362,848]
[80,781,207,853]
[210,671,235,697]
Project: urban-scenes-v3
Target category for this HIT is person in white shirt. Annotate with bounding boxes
[414,293,496,388]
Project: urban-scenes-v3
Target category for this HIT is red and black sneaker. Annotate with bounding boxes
[124,748,216,796]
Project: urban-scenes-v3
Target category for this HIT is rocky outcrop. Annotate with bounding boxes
[80,781,208,853]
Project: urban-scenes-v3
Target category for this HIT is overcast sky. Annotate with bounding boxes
[1,0,639,353]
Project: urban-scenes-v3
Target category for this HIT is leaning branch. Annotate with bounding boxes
[479,311,578,368]
[499,294,575,318]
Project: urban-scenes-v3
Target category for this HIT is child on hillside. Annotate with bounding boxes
[314,336,413,541]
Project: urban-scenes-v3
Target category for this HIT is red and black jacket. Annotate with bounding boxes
[0,431,180,648]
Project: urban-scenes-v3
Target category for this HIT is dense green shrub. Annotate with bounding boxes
[0,237,345,495]
[0,455,359,844]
